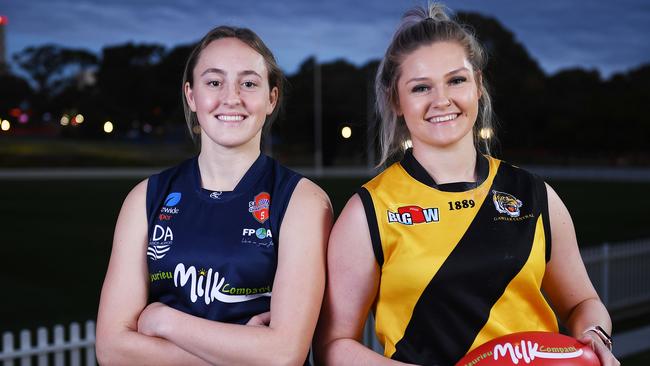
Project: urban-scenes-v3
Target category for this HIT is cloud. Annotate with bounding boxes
[2,0,649,77]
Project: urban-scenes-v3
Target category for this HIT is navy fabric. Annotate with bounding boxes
[146,154,301,325]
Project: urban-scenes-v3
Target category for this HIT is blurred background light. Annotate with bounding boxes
[341,126,352,139]
[103,121,113,133]
[1,120,10,131]
[479,127,494,140]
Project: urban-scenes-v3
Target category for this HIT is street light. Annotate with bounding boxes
[341,126,352,139]
[104,121,114,133]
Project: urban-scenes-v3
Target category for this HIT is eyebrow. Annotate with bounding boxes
[405,67,470,84]
[200,68,262,78]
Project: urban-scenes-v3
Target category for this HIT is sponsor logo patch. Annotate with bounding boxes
[249,192,270,223]
[241,228,274,247]
[147,224,174,260]
[174,263,272,305]
[387,205,439,225]
[164,192,181,207]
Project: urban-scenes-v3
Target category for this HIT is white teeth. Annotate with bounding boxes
[217,115,245,121]
[429,114,458,123]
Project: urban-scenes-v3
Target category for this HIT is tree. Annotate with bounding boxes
[13,44,97,97]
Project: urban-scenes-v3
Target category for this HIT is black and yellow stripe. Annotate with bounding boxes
[361,150,557,365]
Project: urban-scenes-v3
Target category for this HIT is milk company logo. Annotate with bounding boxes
[174,263,272,304]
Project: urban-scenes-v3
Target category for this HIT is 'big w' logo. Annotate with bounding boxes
[387,205,439,225]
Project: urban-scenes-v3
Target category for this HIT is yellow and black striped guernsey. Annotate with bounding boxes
[359,149,558,365]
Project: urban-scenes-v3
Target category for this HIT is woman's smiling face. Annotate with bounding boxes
[396,41,481,151]
[184,37,278,149]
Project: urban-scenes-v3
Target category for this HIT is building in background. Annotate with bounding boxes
[0,15,7,73]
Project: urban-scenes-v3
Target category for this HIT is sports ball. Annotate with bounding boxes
[455,331,599,366]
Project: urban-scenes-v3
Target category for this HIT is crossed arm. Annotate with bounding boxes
[96,178,332,365]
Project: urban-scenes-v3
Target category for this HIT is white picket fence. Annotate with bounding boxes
[0,321,95,366]
[581,237,650,311]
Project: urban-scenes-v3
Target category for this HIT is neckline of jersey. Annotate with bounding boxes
[191,153,269,203]
[399,148,489,192]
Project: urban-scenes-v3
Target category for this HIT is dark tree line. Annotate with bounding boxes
[2,11,649,165]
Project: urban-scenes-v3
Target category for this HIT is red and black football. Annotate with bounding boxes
[455,331,599,366]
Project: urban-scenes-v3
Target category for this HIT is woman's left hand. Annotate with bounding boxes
[578,333,620,366]
[137,302,170,337]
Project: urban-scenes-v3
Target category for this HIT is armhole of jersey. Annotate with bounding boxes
[145,175,158,226]
[273,173,302,249]
[357,187,384,267]
[537,178,552,263]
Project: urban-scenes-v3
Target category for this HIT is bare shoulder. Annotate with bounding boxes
[288,177,332,213]
[544,182,572,224]
[122,178,149,208]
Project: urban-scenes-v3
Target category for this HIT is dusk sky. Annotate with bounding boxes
[1,0,649,78]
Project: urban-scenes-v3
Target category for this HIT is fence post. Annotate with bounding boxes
[601,242,610,306]
[36,328,47,366]
[85,321,96,366]
[3,332,15,366]
[53,325,64,366]
[19,330,31,366]
[70,323,80,366]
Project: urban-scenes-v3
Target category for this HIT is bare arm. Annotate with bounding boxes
[136,178,333,366]
[96,179,210,366]
[541,183,619,366]
[314,194,415,366]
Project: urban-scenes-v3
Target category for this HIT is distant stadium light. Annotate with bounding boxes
[104,121,114,133]
[1,120,10,131]
[75,114,85,124]
[341,126,352,139]
[479,127,494,140]
[60,115,70,126]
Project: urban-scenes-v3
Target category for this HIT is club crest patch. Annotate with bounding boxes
[249,192,270,223]
[492,190,522,218]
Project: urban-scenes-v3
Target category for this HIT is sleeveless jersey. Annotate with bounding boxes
[146,154,301,324]
[359,150,558,365]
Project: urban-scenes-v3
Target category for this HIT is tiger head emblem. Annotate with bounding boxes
[492,190,522,218]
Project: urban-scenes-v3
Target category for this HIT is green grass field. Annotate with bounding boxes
[1,177,649,363]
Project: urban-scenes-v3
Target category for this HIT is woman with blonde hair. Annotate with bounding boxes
[315,4,619,366]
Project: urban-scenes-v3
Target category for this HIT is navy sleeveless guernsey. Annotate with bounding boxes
[145,154,302,324]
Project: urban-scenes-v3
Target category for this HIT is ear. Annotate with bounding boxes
[184,82,197,112]
[266,86,279,115]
